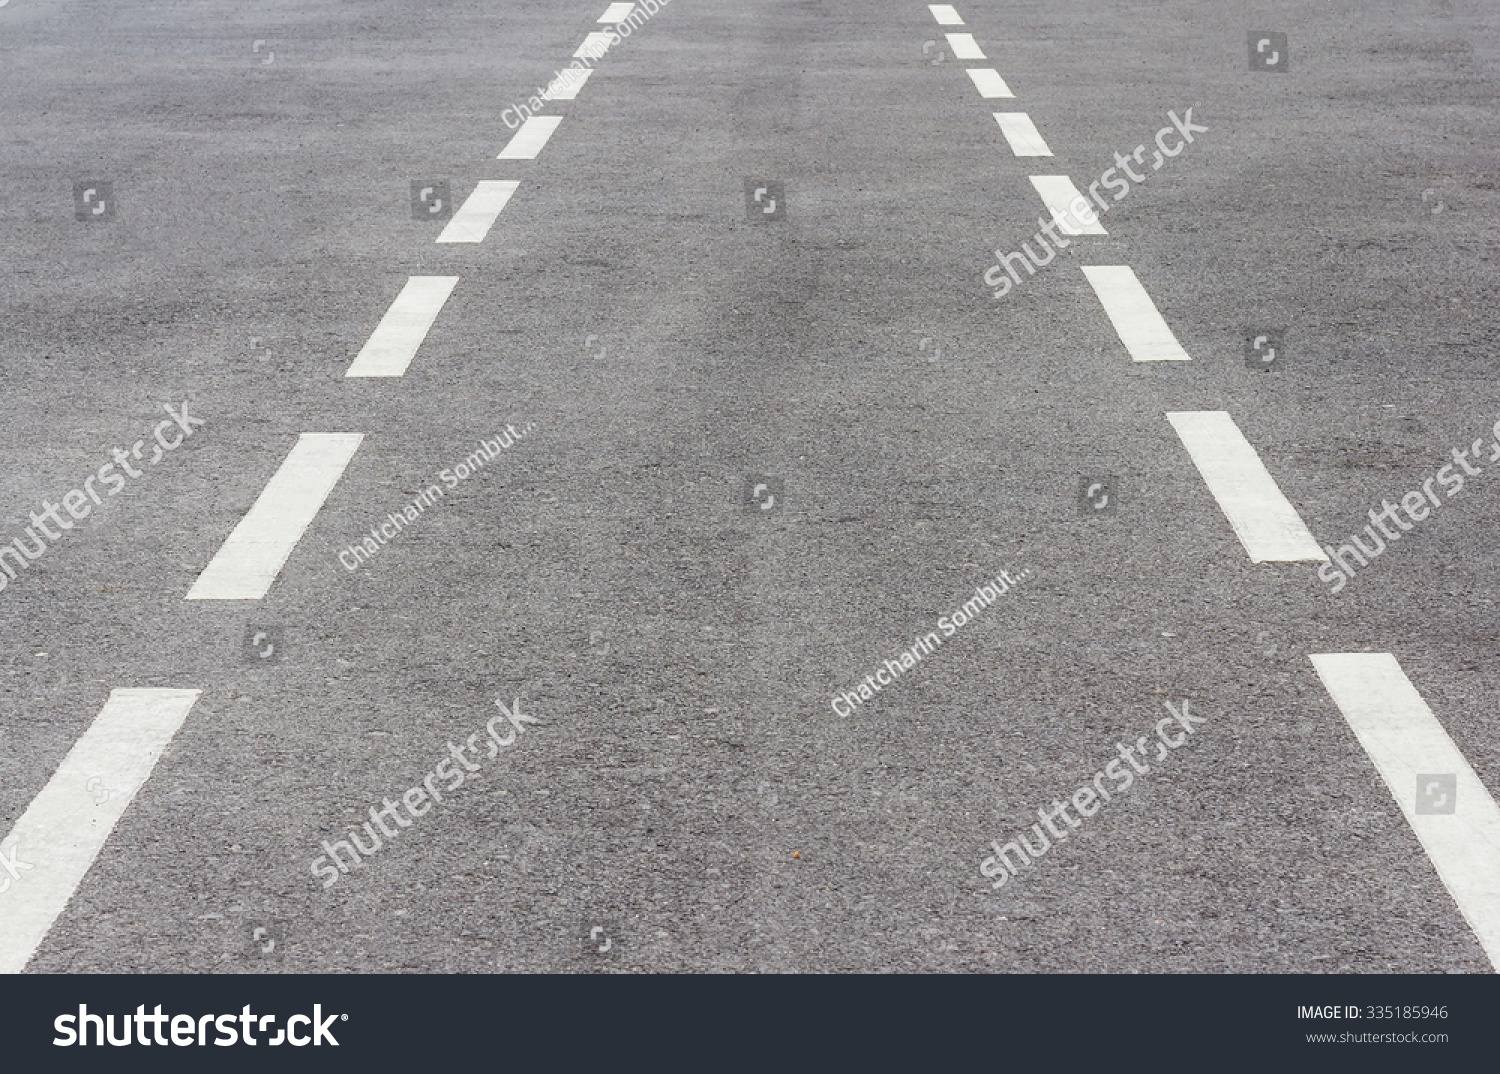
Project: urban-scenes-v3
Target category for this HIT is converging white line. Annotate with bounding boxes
[437,182,520,244]
[599,3,635,21]
[498,117,563,160]
[575,32,613,60]
[345,276,460,378]
[1166,411,1327,563]
[1080,266,1185,359]
[1030,176,1107,235]
[0,688,201,974]
[1311,653,1500,968]
[186,434,364,600]
[945,32,985,60]
[929,4,963,25]
[966,68,1013,98]
[545,67,592,100]
[993,113,1052,156]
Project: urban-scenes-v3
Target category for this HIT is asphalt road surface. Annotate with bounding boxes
[2,0,1498,974]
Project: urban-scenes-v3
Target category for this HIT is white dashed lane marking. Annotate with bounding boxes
[545,67,592,100]
[1029,176,1107,235]
[928,4,963,24]
[945,32,985,60]
[437,181,520,244]
[498,116,563,160]
[993,113,1051,156]
[599,2,635,20]
[966,68,1013,98]
[1080,265,1184,360]
[345,276,460,378]
[575,32,613,60]
[1166,411,1326,563]
[1311,653,1500,968]
[186,434,364,600]
[0,688,201,974]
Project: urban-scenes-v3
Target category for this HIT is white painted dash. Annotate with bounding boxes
[345,276,460,378]
[1166,411,1326,563]
[966,68,1013,98]
[1080,265,1185,360]
[993,113,1052,156]
[544,67,592,100]
[437,181,520,244]
[1029,175,1107,235]
[498,116,563,160]
[929,4,963,25]
[599,2,635,20]
[575,32,613,60]
[186,434,364,600]
[945,32,985,60]
[1311,652,1500,968]
[0,688,201,973]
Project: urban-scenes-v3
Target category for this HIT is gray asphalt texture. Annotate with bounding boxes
[1,0,1498,973]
